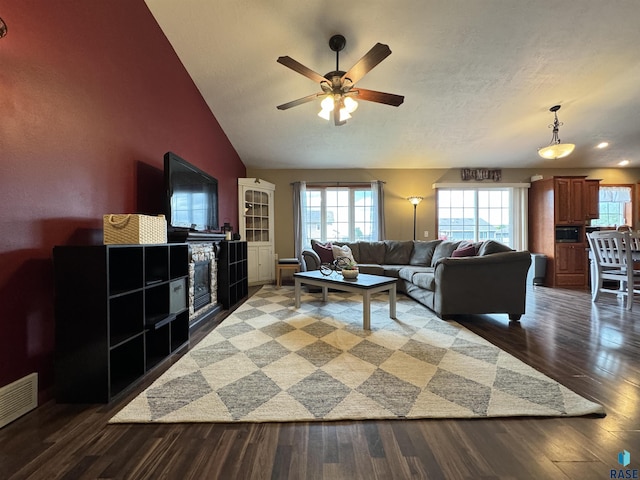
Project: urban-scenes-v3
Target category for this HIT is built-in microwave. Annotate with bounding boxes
[555,226,581,243]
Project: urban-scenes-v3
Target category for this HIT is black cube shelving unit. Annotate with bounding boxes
[53,243,189,403]
[217,240,248,309]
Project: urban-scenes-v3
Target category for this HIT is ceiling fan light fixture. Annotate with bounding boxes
[343,96,358,113]
[538,105,575,160]
[335,96,354,122]
[318,95,335,120]
[339,108,352,122]
[318,108,331,121]
[277,34,403,125]
[318,95,356,123]
[320,95,334,112]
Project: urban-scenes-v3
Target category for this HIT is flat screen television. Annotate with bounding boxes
[164,151,219,232]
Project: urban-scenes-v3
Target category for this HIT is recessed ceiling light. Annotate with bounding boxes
[596,142,609,149]
[618,160,630,166]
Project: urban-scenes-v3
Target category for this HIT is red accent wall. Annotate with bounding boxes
[0,1,246,401]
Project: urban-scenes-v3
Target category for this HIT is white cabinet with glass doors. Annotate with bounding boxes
[238,178,275,285]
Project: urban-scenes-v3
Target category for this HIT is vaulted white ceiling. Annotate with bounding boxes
[145,0,640,170]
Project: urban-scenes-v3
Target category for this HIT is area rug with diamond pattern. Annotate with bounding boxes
[109,285,604,423]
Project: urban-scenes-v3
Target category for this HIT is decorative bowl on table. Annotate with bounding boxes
[341,267,359,279]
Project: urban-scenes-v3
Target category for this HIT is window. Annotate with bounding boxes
[435,185,529,250]
[302,186,377,242]
[591,185,633,228]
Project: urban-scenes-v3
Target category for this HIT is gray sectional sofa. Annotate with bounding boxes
[302,239,532,321]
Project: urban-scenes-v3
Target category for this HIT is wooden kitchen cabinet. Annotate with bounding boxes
[555,177,586,224]
[529,176,600,288]
[585,180,600,220]
[554,243,587,286]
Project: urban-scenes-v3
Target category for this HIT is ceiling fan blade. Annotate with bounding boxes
[352,88,404,107]
[277,93,322,110]
[277,56,327,84]
[341,43,392,84]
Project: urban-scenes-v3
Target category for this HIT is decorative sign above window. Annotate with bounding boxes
[461,168,502,182]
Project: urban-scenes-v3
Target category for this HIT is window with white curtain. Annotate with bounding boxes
[591,185,633,227]
[434,184,529,251]
[302,185,377,242]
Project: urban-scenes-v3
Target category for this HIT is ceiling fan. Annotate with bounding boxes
[276,34,404,126]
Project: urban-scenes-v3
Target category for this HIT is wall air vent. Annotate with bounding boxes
[0,373,38,429]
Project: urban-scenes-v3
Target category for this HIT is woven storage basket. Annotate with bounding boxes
[103,214,167,245]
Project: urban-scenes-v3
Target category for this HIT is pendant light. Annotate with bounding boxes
[538,105,575,160]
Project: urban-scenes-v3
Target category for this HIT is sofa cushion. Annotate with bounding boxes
[409,240,441,266]
[358,241,385,264]
[411,272,436,291]
[311,240,334,264]
[332,244,356,263]
[477,240,513,256]
[452,244,476,257]
[431,241,461,266]
[384,240,414,264]
[381,265,404,278]
[398,266,434,282]
[358,264,385,276]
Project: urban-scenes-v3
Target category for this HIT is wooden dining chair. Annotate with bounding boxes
[587,230,640,310]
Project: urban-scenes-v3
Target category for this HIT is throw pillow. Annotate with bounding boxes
[451,244,476,257]
[312,241,334,264]
[332,244,355,264]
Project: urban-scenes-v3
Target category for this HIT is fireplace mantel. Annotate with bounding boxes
[168,230,226,244]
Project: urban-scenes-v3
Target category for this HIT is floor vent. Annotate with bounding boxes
[0,373,38,429]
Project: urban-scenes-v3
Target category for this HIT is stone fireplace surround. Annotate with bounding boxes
[188,243,218,324]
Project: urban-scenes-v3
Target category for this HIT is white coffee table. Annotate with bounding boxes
[294,270,397,330]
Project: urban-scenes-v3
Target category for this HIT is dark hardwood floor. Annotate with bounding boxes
[1,283,639,479]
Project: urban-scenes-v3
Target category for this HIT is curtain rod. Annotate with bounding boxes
[290,181,386,186]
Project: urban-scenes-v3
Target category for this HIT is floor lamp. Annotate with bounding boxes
[407,196,423,240]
